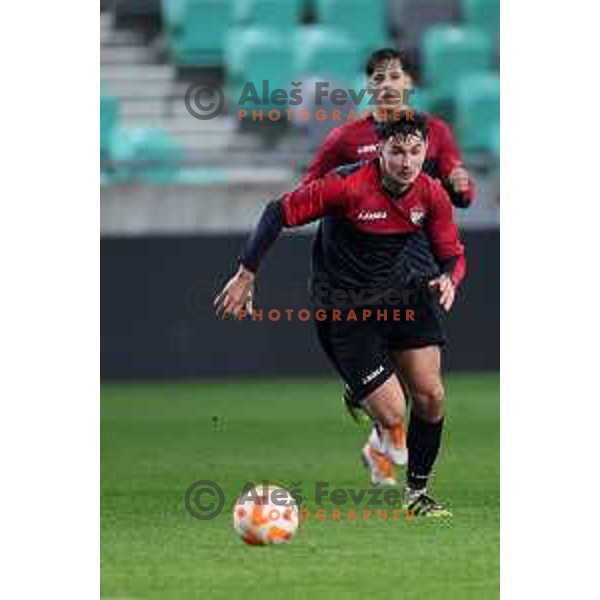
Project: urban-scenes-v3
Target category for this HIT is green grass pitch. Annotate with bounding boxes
[101,374,499,599]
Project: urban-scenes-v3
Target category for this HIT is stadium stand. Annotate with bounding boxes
[388,0,460,51]
[422,24,493,102]
[101,0,499,225]
[317,0,389,54]
[108,127,184,183]
[233,0,304,30]
[226,27,296,109]
[101,8,294,180]
[461,0,500,42]
[100,92,120,159]
[162,0,236,66]
[100,1,500,395]
[454,71,500,152]
[294,26,362,88]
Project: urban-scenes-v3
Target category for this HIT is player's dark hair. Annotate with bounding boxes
[376,111,428,142]
[365,48,407,77]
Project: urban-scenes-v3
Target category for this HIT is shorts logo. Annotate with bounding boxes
[409,206,426,225]
[361,365,385,385]
[357,210,387,222]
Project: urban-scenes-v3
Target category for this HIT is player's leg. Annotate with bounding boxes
[359,373,408,467]
[343,374,411,426]
[315,314,407,485]
[343,383,372,428]
[391,345,452,517]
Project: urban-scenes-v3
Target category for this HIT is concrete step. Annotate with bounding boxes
[101,29,145,46]
[100,64,174,84]
[120,110,236,131]
[159,130,244,149]
[100,45,154,65]
[101,79,173,98]
[118,101,170,119]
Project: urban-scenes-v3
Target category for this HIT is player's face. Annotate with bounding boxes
[380,134,427,187]
[368,59,409,111]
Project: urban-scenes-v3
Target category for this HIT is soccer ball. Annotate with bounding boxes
[232,484,299,545]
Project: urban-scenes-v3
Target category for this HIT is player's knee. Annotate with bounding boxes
[412,382,445,421]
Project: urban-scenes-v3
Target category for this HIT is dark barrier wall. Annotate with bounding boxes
[101,231,499,379]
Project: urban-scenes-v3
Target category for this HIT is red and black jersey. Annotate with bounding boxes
[277,160,465,308]
[301,113,474,208]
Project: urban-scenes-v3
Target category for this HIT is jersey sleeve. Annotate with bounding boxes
[425,181,466,286]
[239,199,285,273]
[433,119,475,208]
[300,125,347,186]
[281,172,349,226]
[240,172,351,273]
[433,119,463,177]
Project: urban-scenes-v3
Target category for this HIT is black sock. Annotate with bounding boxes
[407,412,444,491]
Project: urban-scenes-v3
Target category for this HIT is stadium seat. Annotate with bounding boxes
[233,0,303,30]
[316,0,389,54]
[100,93,119,159]
[422,24,493,101]
[388,0,461,50]
[295,27,362,88]
[461,0,500,40]
[490,120,500,155]
[454,72,500,151]
[226,28,295,111]
[109,127,184,183]
[161,0,235,66]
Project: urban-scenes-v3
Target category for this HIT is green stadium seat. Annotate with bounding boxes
[100,94,119,158]
[226,28,295,111]
[109,127,184,183]
[233,0,302,30]
[160,0,186,27]
[490,120,500,156]
[461,0,500,40]
[454,72,500,151]
[316,0,389,54]
[295,27,362,88]
[422,25,493,101]
[161,0,235,66]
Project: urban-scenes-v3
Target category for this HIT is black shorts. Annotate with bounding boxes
[315,292,446,403]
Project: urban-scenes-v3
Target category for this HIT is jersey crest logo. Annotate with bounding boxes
[409,206,426,225]
[357,210,387,221]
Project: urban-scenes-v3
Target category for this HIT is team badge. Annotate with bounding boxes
[410,206,426,225]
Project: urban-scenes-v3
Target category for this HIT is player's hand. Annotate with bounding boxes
[214,266,255,320]
[448,166,471,193]
[428,274,455,312]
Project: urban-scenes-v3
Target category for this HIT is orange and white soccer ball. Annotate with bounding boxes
[232,484,299,545]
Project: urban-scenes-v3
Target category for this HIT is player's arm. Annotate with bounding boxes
[214,175,348,319]
[435,119,475,209]
[300,125,347,186]
[425,183,466,311]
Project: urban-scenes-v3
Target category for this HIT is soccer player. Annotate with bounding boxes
[302,48,474,497]
[214,114,464,516]
[301,47,474,208]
